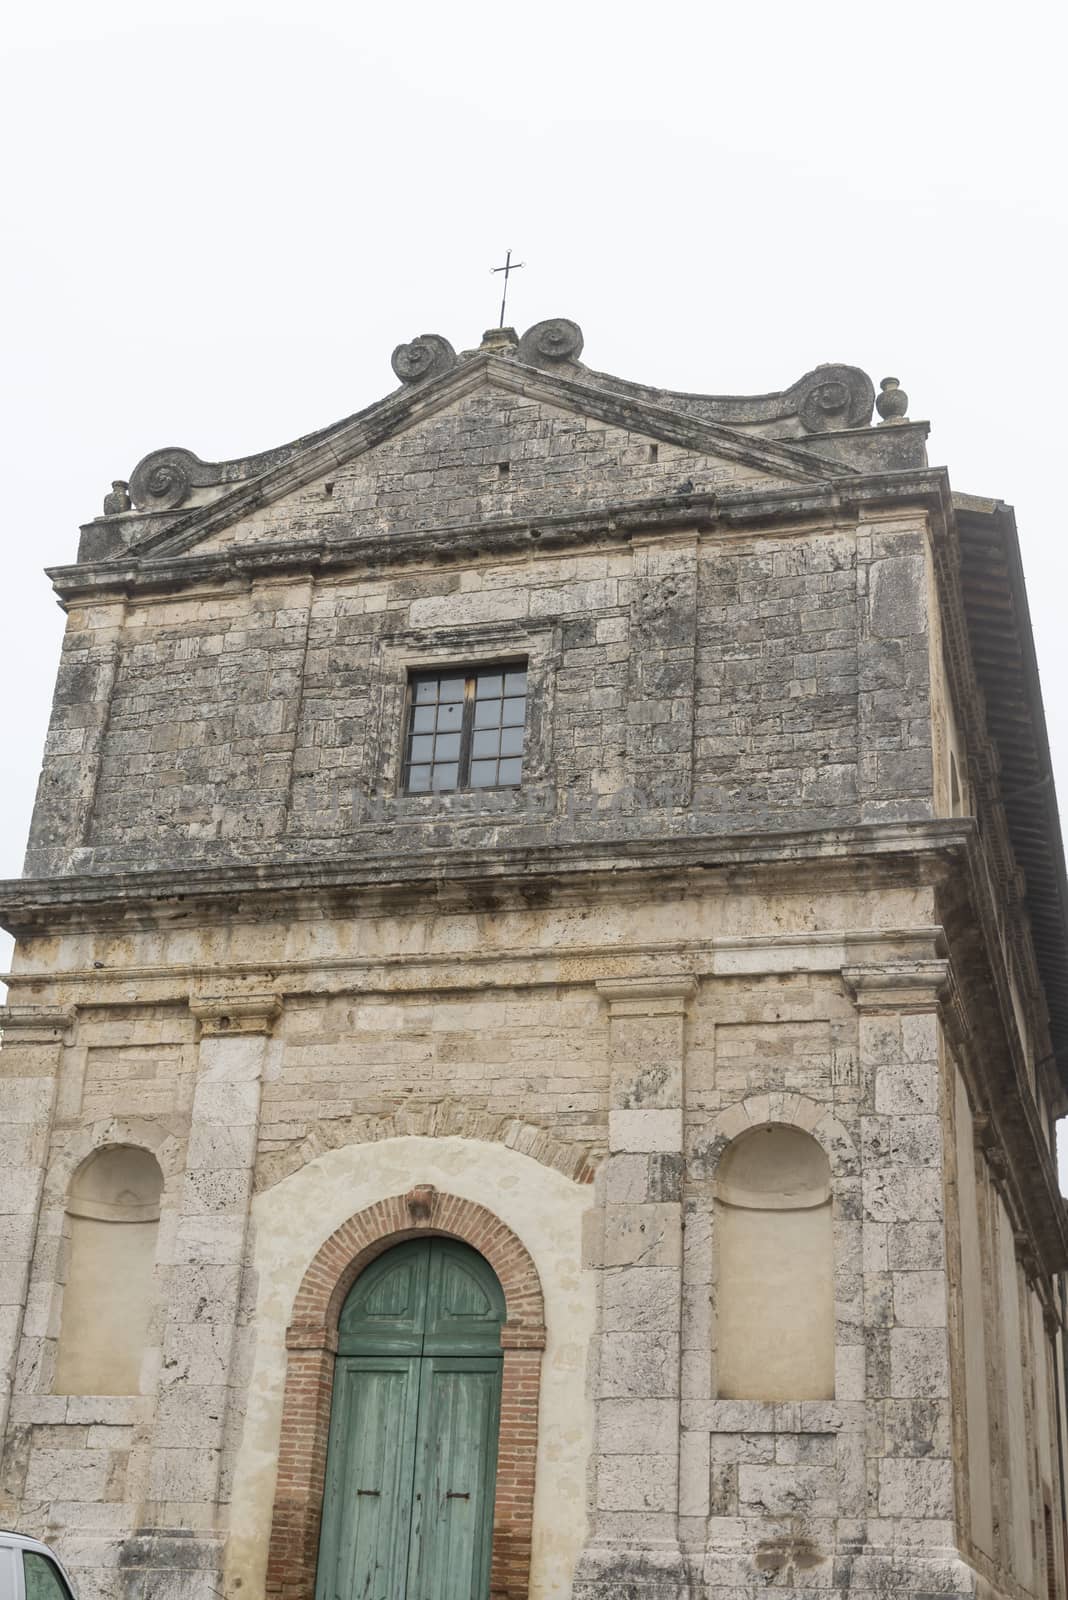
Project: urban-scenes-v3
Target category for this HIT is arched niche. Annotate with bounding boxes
[54,1144,163,1396]
[714,1122,834,1401]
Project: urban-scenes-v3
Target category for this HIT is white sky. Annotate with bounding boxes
[1,1,1065,1161]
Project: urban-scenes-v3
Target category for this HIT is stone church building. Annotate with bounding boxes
[1,318,1067,1600]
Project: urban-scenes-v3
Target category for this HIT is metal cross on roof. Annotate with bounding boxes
[490,249,525,329]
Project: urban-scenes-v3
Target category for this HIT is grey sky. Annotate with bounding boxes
[2,2,1065,1152]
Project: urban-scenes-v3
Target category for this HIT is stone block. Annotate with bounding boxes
[874,1063,938,1116]
[877,1456,954,1517]
[184,1121,258,1172]
[679,1429,710,1518]
[862,1166,942,1223]
[604,1154,650,1204]
[173,1215,247,1265]
[159,1323,233,1390]
[598,1332,677,1399]
[189,1080,262,1126]
[774,1431,835,1465]
[595,1452,676,1513]
[146,1445,221,1502]
[86,1426,135,1451]
[608,1109,682,1153]
[887,1222,946,1271]
[834,1343,865,1401]
[25,1449,115,1502]
[892,1270,947,1327]
[889,1116,942,1167]
[602,1266,679,1331]
[708,1432,774,1465]
[602,1205,682,1268]
[180,1168,251,1216]
[889,1328,949,1398]
[166,1264,244,1325]
[64,1396,148,1425]
[883,1399,951,1458]
[738,1463,836,1517]
[597,1399,678,1455]
[708,1462,738,1517]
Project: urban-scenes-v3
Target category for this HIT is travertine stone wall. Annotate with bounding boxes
[190,393,786,549]
[0,1008,70,1443]
[942,1034,1068,1600]
[578,978,694,1592]
[5,371,1062,1600]
[25,512,934,876]
[128,998,278,1600]
[1,883,1064,1600]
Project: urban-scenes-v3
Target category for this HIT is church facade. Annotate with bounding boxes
[1,319,1067,1600]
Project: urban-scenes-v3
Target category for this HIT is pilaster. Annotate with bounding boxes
[132,993,279,1600]
[842,958,971,1598]
[0,1006,72,1451]
[576,976,696,1600]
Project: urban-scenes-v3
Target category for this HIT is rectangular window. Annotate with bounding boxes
[404,665,527,794]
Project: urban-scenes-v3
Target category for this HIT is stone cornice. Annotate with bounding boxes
[596,976,699,1015]
[0,818,970,936]
[189,994,281,1037]
[0,1004,74,1043]
[92,349,857,561]
[50,468,953,604]
[842,959,950,1010]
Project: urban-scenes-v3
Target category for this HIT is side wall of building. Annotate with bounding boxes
[947,1052,1066,1600]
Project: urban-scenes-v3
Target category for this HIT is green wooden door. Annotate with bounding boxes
[315,1240,504,1600]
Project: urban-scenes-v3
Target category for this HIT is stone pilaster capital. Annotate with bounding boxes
[842,959,950,1012]
[0,1004,74,1044]
[190,993,281,1037]
[596,976,698,1017]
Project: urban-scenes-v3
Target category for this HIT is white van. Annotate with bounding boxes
[0,1535,78,1600]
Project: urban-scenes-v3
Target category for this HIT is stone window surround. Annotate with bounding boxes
[403,662,530,796]
[365,620,559,816]
[265,1190,547,1600]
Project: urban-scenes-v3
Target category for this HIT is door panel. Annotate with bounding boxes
[338,1241,431,1356]
[423,1241,507,1356]
[406,1358,502,1600]
[315,1358,420,1600]
[317,1241,504,1600]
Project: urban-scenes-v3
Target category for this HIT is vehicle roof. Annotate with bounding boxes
[0,1532,60,1554]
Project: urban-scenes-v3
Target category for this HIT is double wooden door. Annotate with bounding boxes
[315,1239,505,1600]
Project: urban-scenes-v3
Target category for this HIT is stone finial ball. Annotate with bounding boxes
[876,376,909,423]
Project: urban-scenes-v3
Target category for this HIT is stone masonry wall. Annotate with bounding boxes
[2,872,1064,1600]
[190,391,790,547]
[25,514,934,876]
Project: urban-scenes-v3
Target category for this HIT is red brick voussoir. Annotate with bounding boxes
[265,1190,547,1600]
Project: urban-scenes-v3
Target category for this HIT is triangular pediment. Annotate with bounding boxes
[112,356,851,562]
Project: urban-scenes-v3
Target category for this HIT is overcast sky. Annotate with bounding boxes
[2,1,1065,1153]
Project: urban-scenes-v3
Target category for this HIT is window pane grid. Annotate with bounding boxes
[404,665,527,794]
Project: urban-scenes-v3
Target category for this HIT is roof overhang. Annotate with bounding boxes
[953,493,1068,1078]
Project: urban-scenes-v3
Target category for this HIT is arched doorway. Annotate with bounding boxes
[315,1238,505,1600]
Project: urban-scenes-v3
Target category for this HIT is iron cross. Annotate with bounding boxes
[490,249,525,329]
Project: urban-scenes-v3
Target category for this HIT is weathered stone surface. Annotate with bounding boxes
[0,326,1064,1600]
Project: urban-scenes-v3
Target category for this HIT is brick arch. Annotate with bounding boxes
[266,1190,546,1600]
